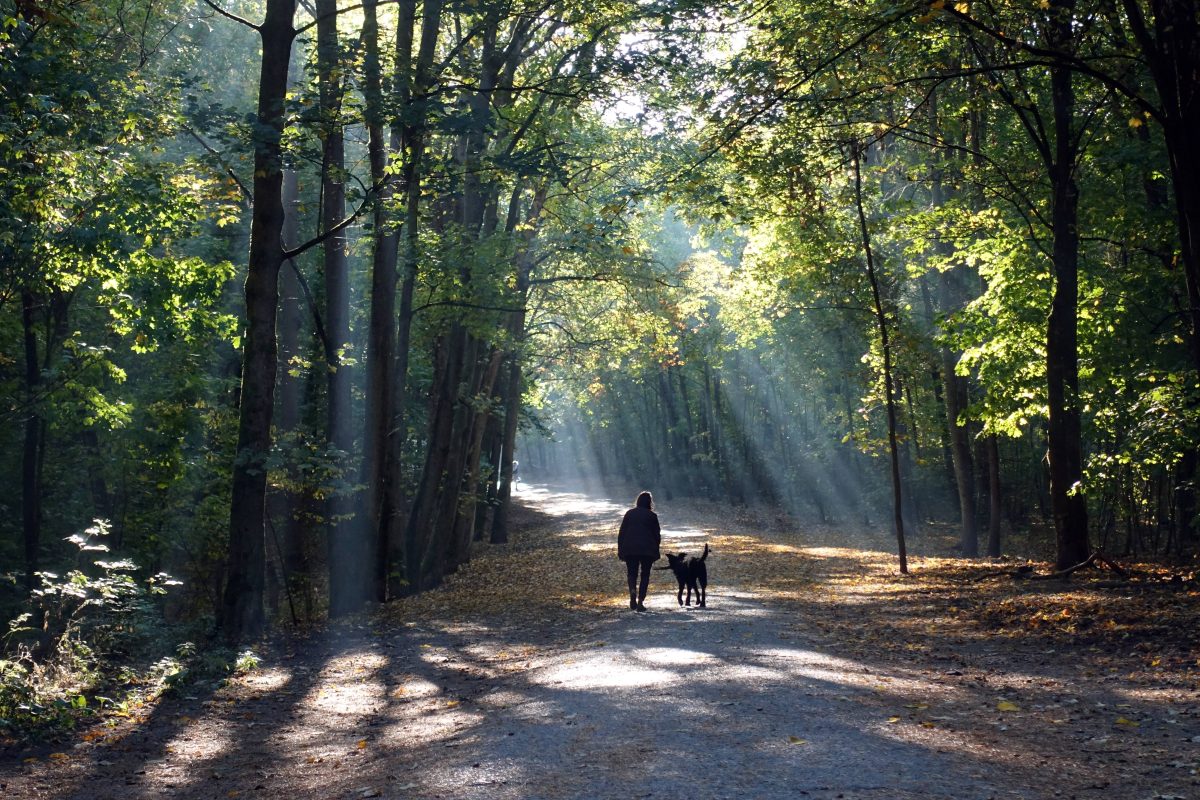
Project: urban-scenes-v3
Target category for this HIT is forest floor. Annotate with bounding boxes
[3,484,1200,800]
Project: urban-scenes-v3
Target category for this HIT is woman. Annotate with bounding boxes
[617,491,661,611]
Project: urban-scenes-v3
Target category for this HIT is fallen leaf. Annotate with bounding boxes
[787,736,807,745]
[356,739,368,750]
[1115,717,1140,727]
[48,753,69,761]
[996,701,1020,712]
[887,716,901,724]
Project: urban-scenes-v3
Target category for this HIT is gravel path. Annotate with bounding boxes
[3,485,1195,800]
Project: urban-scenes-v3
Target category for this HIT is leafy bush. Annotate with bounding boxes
[0,520,184,739]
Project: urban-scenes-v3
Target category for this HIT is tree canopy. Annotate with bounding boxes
[2,0,1197,660]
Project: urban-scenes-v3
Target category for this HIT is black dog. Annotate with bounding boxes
[664,544,709,607]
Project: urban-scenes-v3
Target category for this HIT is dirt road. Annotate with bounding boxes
[3,485,1197,799]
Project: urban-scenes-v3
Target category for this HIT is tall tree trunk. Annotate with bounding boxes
[851,143,908,574]
[1045,0,1090,570]
[358,0,401,605]
[382,0,442,599]
[272,168,306,599]
[405,327,468,590]
[220,0,296,642]
[21,288,43,591]
[316,0,357,618]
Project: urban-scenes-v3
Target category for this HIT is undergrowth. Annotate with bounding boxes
[0,520,257,743]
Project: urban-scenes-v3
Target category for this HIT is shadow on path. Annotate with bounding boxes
[2,483,1195,800]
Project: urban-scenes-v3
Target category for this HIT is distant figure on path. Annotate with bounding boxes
[512,459,519,490]
[617,491,661,612]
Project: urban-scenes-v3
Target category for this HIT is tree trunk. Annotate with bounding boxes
[21,288,43,590]
[941,271,978,556]
[1045,2,1090,570]
[851,143,907,573]
[985,434,1003,556]
[449,347,504,569]
[271,168,306,603]
[316,0,357,618]
[220,0,296,642]
[405,327,468,590]
[358,0,402,606]
[380,0,442,600]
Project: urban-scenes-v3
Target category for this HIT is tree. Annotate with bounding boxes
[219,0,300,642]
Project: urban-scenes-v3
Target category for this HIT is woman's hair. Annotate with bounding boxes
[635,491,653,510]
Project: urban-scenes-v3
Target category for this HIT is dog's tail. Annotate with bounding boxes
[700,543,710,561]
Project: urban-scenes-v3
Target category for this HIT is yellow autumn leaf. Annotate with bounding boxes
[919,721,936,728]
[787,735,807,744]
[356,739,368,750]
[904,703,929,709]
[1115,717,1139,727]
[996,701,1020,712]
[446,700,460,708]
[954,1,969,11]
[887,716,901,724]
[48,753,69,761]
[1129,117,1144,128]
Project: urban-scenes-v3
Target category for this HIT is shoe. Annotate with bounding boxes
[629,598,637,610]
[636,602,647,612]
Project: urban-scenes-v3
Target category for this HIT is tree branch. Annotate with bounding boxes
[184,127,252,203]
[198,0,260,31]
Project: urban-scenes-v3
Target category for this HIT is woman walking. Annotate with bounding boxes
[618,491,661,611]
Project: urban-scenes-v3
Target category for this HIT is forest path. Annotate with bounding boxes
[4,484,1198,799]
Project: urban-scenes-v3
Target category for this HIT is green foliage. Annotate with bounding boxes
[0,520,185,739]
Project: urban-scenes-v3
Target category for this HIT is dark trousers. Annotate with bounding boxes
[625,556,654,601]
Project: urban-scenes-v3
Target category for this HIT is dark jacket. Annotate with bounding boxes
[617,507,661,562]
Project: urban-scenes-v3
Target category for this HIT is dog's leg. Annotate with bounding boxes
[676,581,684,606]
